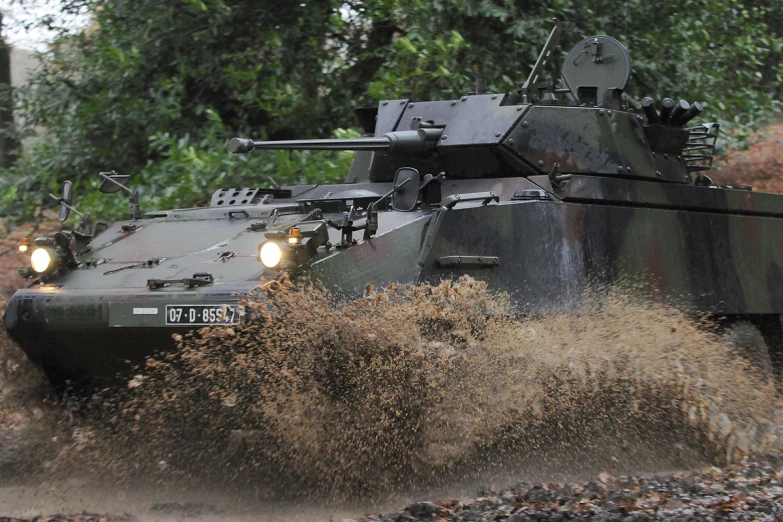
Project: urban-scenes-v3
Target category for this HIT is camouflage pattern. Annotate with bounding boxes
[5,29,783,385]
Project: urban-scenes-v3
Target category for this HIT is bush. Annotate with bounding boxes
[2,0,781,223]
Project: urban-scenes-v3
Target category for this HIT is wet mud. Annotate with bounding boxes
[1,277,782,519]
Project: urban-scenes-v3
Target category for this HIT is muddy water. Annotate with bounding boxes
[1,277,781,517]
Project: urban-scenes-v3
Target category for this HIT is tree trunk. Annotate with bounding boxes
[0,13,19,169]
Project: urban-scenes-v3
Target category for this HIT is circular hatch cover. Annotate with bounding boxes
[562,36,631,102]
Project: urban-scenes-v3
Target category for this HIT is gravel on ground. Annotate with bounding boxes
[359,454,783,522]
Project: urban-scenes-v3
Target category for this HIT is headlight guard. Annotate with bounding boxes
[259,221,329,272]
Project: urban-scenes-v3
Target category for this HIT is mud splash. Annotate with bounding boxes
[11,278,783,498]
[0,296,56,478]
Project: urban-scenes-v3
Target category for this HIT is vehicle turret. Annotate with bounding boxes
[231,20,717,187]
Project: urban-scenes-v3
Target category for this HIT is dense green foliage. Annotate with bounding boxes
[2,0,782,222]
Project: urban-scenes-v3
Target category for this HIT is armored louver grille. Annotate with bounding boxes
[684,123,720,172]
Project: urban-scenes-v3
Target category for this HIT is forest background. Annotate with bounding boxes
[0,0,781,222]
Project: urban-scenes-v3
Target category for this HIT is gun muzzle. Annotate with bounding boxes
[641,97,660,124]
[229,138,255,153]
[659,98,675,124]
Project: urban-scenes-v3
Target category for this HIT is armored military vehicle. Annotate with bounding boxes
[5,22,783,386]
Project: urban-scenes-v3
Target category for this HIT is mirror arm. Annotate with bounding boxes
[76,213,92,237]
[129,188,141,220]
[98,172,141,220]
[363,177,412,241]
[98,171,133,195]
[48,193,84,218]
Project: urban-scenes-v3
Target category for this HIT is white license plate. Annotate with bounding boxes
[165,304,241,326]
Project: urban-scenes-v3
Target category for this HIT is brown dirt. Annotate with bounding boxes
[0,212,65,479]
[359,453,783,522]
[0,297,53,478]
[712,123,783,192]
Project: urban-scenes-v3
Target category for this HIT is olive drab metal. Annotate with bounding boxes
[6,21,783,387]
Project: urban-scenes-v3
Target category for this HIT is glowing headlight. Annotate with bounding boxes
[259,241,283,269]
[30,247,54,274]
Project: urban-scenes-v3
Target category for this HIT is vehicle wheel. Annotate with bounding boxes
[724,321,773,379]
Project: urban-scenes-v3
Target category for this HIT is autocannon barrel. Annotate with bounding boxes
[230,128,443,156]
[230,137,390,153]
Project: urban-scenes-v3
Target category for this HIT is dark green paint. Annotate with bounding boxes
[6,29,783,386]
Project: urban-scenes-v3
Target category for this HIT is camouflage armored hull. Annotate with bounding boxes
[6,26,783,386]
[6,174,783,384]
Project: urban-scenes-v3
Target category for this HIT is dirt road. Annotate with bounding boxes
[1,455,782,521]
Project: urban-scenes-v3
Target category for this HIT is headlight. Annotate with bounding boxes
[259,241,283,269]
[30,247,54,274]
[258,223,328,272]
